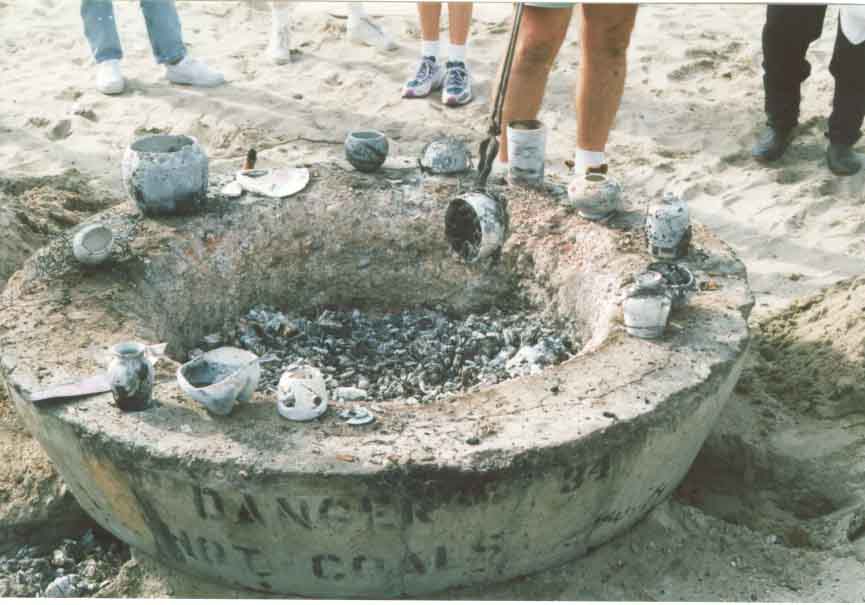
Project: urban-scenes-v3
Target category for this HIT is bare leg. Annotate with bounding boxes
[496,6,572,162]
[576,4,637,152]
[269,1,294,64]
[447,2,473,46]
[418,2,443,43]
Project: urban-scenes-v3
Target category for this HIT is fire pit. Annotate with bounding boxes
[0,162,752,597]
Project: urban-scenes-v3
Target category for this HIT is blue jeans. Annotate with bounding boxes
[81,0,186,65]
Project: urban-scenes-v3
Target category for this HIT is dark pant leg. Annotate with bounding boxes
[762,4,827,130]
[828,20,865,145]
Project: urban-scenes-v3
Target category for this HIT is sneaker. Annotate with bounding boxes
[567,165,622,220]
[268,24,293,65]
[442,61,472,106]
[165,56,225,87]
[348,15,397,51]
[402,56,444,98]
[96,59,125,95]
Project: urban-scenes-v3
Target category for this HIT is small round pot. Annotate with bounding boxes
[444,191,508,263]
[419,137,471,174]
[344,130,388,172]
[121,134,209,216]
[646,261,696,310]
[106,341,154,411]
[276,365,328,421]
[72,223,114,266]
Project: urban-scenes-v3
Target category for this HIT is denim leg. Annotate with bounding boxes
[828,19,865,146]
[81,0,123,63]
[762,4,826,130]
[140,0,186,65]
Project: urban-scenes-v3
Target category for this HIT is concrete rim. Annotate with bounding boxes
[0,163,752,596]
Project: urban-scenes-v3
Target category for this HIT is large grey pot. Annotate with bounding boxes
[121,135,209,216]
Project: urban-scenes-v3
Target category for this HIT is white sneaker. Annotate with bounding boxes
[165,56,225,87]
[347,15,397,51]
[402,57,445,98]
[442,61,472,107]
[567,166,622,220]
[269,24,292,64]
[96,59,125,95]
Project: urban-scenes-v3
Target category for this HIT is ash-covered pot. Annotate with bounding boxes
[623,271,673,339]
[121,134,208,216]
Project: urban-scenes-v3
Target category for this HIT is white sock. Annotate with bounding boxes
[448,43,467,62]
[421,39,440,59]
[348,2,367,21]
[574,148,605,174]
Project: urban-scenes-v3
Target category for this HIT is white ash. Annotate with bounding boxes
[208,306,579,404]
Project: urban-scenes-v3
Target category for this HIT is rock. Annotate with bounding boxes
[47,119,72,141]
[333,387,367,401]
[52,549,66,568]
[81,559,98,579]
[71,103,96,121]
[45,575,79,598]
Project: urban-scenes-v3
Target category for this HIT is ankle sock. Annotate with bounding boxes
[421,39,440,59]
[448,43,467,62]
[574,149,605,174]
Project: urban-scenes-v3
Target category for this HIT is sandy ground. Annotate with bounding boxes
[2,0,865,600]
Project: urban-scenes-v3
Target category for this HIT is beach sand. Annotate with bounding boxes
[2,1,865,599]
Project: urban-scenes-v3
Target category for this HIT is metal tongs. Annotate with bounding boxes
[475,3,526,191]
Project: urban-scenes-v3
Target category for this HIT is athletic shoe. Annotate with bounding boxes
[567,165,622,220]
[442,60,472,106]
[165,56,225,87]
[348,15,397,51]
[402,56,444,98]
[96,59,125,95]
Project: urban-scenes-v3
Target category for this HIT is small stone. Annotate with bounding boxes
[71,103,96,121]
[466,436,480,445]
[221,181,243,198]
[52,549,66,567]
[47,119,72,141]
[45,575,79,598]
[333,386,367,401]
[81,559,98,579]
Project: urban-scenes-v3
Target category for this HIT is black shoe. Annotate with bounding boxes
[751,125,795,163]
[826,143,862,176]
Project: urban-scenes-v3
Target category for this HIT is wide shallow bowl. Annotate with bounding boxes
[72,222,114,266]
[176,347,260,416]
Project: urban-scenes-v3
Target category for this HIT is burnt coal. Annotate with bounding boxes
[216,306,579,404]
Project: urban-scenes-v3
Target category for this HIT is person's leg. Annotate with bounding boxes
[81,0,123,63]
[347,2,397,50]
[753,5,825,161]
[827,19,865,174]
[403,3,446,98]
[496,5,572,162]
[575,4,637,166]
[442,2,474,106]
[269,0,294,64]
[140,0,186,65]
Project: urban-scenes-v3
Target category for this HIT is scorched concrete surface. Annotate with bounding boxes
[0,162,752,596]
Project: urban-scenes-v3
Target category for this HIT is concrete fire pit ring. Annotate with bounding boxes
[0,163,752,597]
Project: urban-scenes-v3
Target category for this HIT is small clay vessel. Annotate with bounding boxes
[276,364,328,421]
[106,342,155,411]
[121,134,208,216]
[646,192,691,259]
[72,223,114,266]
[176,347,261,416]
[623,271,673,339]
[444,192,508,263]
[419,137,471,174]
[345,130,388,172]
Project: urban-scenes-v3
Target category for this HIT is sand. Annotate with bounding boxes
[2,0,865,599]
